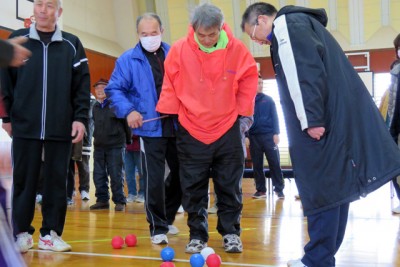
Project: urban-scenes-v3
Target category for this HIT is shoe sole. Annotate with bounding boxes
[151,240,168,245]
[38,246,71,252]
[19,245,33,253]
[225,247,243,253]
[185,248,203,254]
[252,196,267,199]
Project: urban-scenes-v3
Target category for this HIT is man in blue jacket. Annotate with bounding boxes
[248,74,284,199]
[105,13,181,245]
[242,3,400,267]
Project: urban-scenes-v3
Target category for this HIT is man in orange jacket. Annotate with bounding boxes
[157,3,258,254]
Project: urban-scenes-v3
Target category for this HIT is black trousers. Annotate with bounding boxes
[92,146,126,204]
[67,154,90,198]
[177,120,244,242]
[249,133,284,193]
[12,138,71,237]
[141,137,181,236]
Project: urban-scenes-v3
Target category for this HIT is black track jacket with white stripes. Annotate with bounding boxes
[270,6,400,216]
[1,24,90,141]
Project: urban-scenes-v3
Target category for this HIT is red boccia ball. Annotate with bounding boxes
[160,262,175,267]
[125,234,137,247]
[206,253,221,267]
[111,236,124,249]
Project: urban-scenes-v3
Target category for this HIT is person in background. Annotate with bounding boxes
[90,78,130,212]
[385,33,400,213]
[1,0,90,253]
[105,13,182,245]
[0,37,30,267]
[242,3,400,267]
[248,74,284,199]
[125,134,145,203]
[66,94,96,205]
[157,3,257,254]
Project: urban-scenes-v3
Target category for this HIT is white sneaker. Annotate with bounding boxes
[392,204,400,214]
[207,205,218,214]
[38,230,72,252]
[126,194,137,203]
[36,194,42,204]
[135,195,145,203]
[223,234,243,253]
[287,259,307,267]
[151,234,168,245]
[16,232,33,253]
[80,190,90,201]
[177,205,184,213]
[167,225,179,235]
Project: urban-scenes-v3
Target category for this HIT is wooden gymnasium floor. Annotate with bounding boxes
[1,138,400,266]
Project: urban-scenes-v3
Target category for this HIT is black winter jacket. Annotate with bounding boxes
[271,6,400,216]
[1,25,90,141]
[92,100,131,148]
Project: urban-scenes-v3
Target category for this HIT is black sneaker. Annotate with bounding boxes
[223,234,243,253]
[276,191,285,199]
[252,191,267,199]
[90,201,109,210]
[115,203,125,211]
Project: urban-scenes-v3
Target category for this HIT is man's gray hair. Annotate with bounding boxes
[191,3,224,31]
[136,13,163,32]
[34,0,62,9]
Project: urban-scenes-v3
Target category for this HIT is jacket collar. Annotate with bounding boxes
[29,23,63,42]
[187,23,233,51]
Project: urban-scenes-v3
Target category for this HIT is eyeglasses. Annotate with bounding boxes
[251,23,257,39]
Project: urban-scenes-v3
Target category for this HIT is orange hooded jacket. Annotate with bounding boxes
[156,23,258,144]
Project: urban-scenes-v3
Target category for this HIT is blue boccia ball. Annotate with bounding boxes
[190,253,205,267]
[160,247,175,262]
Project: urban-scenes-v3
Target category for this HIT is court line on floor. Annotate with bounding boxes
[32,249,277,267]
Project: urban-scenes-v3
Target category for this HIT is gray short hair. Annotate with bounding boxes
[191,3,224,31]
[34,0,62,9]
[136,13,163,32]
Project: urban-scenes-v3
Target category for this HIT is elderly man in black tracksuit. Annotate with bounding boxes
[0,0,90,253]
[248,75,284,199]
[242,3,400,267]
[0,38,31,267]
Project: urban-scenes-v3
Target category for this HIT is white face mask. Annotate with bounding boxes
[398,49,400,59]
[140,35,162,52]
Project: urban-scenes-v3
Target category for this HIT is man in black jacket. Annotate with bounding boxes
[0,0,90,253]
[248,74,284,199]
[242,3,400,267]
[90,78,130,212]
[0,37,31,267]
